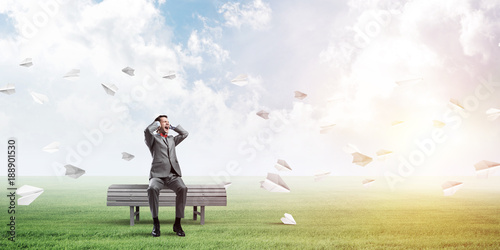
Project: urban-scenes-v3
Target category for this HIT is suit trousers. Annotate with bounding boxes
[147,174,188,219]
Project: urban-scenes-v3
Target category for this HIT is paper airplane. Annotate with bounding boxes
[449,98,464,110]
[314,171,331,181]
[256,110,269,120]
[42,141,60,153]
[17,185,44,205]
[343,144,360,154]
[320,124,336,134]
[163,71,176,80]
[64,164,86,179]
[274,159,292,171]
[30,91,49,104]
[294,91,307,100]
[474,160,500,178]
[362,179,375,187]
[122,67,135,76]
[486,108,500,121]
[222,182,232,188]
[20,58,33,67]
[376,149,392,160]
[0,83,15,95]
[231,74,248,86]
[63,69,80,78]
[395,77,422,86]
[391,120,404,127]
[121,152,135,161]
[260,173,290,192]
[280,213,296,225]
[442,181,463,196]
[101,83,118,96]
[433,120,446,128]
[352,152,373,167]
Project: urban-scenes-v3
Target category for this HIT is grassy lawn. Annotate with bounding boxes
[2,176,500,249]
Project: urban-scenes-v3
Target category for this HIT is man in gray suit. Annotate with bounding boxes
[144,115,189,237]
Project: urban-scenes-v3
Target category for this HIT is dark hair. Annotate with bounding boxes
[155,115,168,122]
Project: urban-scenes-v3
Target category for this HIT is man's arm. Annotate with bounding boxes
[144,121,160,148]
[172,125,189,146]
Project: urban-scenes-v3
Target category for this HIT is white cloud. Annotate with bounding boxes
[219,0,272,30]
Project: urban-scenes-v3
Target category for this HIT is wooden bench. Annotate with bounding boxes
[106,184,227,226]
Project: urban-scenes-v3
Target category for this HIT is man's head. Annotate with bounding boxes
[155,115,170,134]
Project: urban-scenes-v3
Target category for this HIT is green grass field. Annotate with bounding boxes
[2,176,500,249]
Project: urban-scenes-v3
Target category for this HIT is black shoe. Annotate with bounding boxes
[173,224,185,237]
[152,222,160,237]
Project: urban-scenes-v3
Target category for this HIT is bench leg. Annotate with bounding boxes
[200,206,205,225]
[135,206,140,222]
[130,206,135,226]
[193,206,197,220]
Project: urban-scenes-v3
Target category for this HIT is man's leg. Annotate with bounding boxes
[166,176,187,236]
[147,178,165,237]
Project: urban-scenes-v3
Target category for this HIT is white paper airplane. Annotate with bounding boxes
[352,152,373,167]
[294,91,307,100]
[391,120,404,127]
[19,58,33,67]
[101,83,118,96]
[222,182,232,189]
[256,110,269,120]
[63,69,80,78]
[122,67,135,76]
[274,159,292,171]
[280,213,296,225]
[260,173,290,192]
[486,108,500,121]
[17,185,44,205]
[395,77,422,86]
[42,141,60,153]
[163,71,176,80]
[121,152,135,161]
[231,74,248,86]
[442,181,463,196]
[64,164,86,179]
[433,120,446,128]
[449,98,464,110]
[30,91,49,104]
[320,124,336,134]
[314,170,331,181]
[343,144,360,154]
[376,149,392,160]
[362,179,375,187]
[474,160,500,178]
[0,83,15,95]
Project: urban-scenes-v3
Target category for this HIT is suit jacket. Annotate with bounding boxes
[144,121,189,179]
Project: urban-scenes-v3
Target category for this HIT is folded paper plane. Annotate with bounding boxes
[433,120,446,128]
[320,124,336,134]
[274,159,292,171]
[0,83,15,95]
[260,173,290,192]
[442,181,463,196]
[222,182,232,188]
[63,69,80,78]
[486,108,500,121]
[20,58,33,67]
[17,185,44,205]
[231,74,248,86]
[122,67,135,76]
[64,164,86,179]
[449,98,464,110]
[294,91,307,100]
[362,179,375,187]
[474,160,500,178]
[391,120,404,127]
[314,171,331,181]
[256,110,269,120]
[42,141,60,153]
[395,77,422,86]
[101,83,118,96]
[376,149,392,160]
[30,91,49,104]
[343,144,360,154]
[352,152,373,167]
[281,213,296,225]
[121,152,135,161]
[163,71,176,80]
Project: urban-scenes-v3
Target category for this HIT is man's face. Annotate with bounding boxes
[158,117,170,134]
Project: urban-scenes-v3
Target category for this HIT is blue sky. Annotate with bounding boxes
[1,0,500,189]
